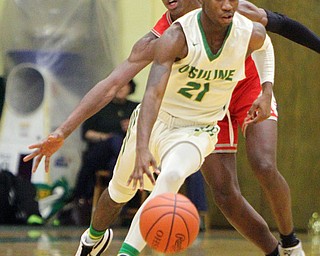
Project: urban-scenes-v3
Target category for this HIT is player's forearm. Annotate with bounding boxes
[261,81,273,97]
[251,35,275,85]
[238,0,268,26]
[136,64,168,150]
[265,9,320,54]
[136,101,158,151]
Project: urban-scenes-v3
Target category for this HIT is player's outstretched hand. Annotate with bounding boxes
[127,148,160,190]
[23,133,64,173]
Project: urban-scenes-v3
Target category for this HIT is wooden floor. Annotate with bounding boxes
[0,226,319,255]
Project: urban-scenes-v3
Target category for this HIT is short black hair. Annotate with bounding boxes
[129,79,136,94]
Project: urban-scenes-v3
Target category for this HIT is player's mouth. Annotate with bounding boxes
[221,13,233,23]
[167,0,178,10]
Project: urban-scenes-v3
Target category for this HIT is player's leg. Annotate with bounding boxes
[201,58,280,254]
[201,152,279,255]
[118,122,218,256]
[246,120,293,232]
[118,142,203,255]
[245,119,304,254]
[75,107,142,256]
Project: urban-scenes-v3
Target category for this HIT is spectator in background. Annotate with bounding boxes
[72,80,138,208]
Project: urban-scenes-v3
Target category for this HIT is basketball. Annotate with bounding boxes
[140,193,200,254]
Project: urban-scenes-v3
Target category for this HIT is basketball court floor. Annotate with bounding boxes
[0,225,319,255]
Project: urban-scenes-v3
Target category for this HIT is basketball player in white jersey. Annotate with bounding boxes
[113,1,278,255]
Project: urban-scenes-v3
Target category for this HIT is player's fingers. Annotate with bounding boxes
[254,115,265,123]
[247,103,256,117]
[44,156,50,173]
[128,170,139,190]
[247,111,254,120]
[139,176,144,190]
[23,151,39,162]
[244,112,257,125]
[132,177,138,191]
[28,143,41,150]
[127,175,133,186]
[150,159,160,175]
[32,155,43,173]
[259,111,271,121]
[145,170,156,185]
[153,168,160,175]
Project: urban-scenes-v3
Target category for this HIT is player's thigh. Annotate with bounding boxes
[245,119,277,171]
[157,124,219,167]
[201,152,239,192]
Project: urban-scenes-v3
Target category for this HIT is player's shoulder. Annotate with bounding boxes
[128,32,158,63]
[161,22,185,42]
[251,22,266,44]
[152,11,172,37]
[155,22,187,59]
[249,22,266,52]
[173,8,201,25]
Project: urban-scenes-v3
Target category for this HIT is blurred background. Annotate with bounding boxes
[0,0,319,232]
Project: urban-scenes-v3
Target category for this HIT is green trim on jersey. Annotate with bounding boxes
[197,11,233,62]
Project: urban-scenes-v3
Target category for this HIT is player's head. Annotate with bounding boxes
[202,0,238,27]
[161,0,202,21]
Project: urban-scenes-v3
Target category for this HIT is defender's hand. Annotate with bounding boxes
[23,134,64,173]
[244,93,271,125]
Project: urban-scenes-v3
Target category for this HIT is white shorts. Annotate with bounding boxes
[108,106,219,203]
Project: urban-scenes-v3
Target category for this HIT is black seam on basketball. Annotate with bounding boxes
[174,213,195,245]
[144,212,174,241]
[156,193,190,202]
[141,204,177,212]
[141,205,199,221]
[175,206,200,220]
[156,195,176,202]
[164,193,177,253]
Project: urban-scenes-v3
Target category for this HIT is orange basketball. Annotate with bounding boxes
[140,193,200,254]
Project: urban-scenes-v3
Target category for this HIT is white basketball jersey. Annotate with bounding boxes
[161,9,253,123]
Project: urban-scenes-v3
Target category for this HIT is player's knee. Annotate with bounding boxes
[159,169,186,187]
[252,158,278,181]
[212,186,242,213]
[108,179,136,203]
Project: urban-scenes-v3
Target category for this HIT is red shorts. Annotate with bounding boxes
[214,56,278,153]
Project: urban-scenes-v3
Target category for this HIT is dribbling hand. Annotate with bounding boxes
[127,148,160,190]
